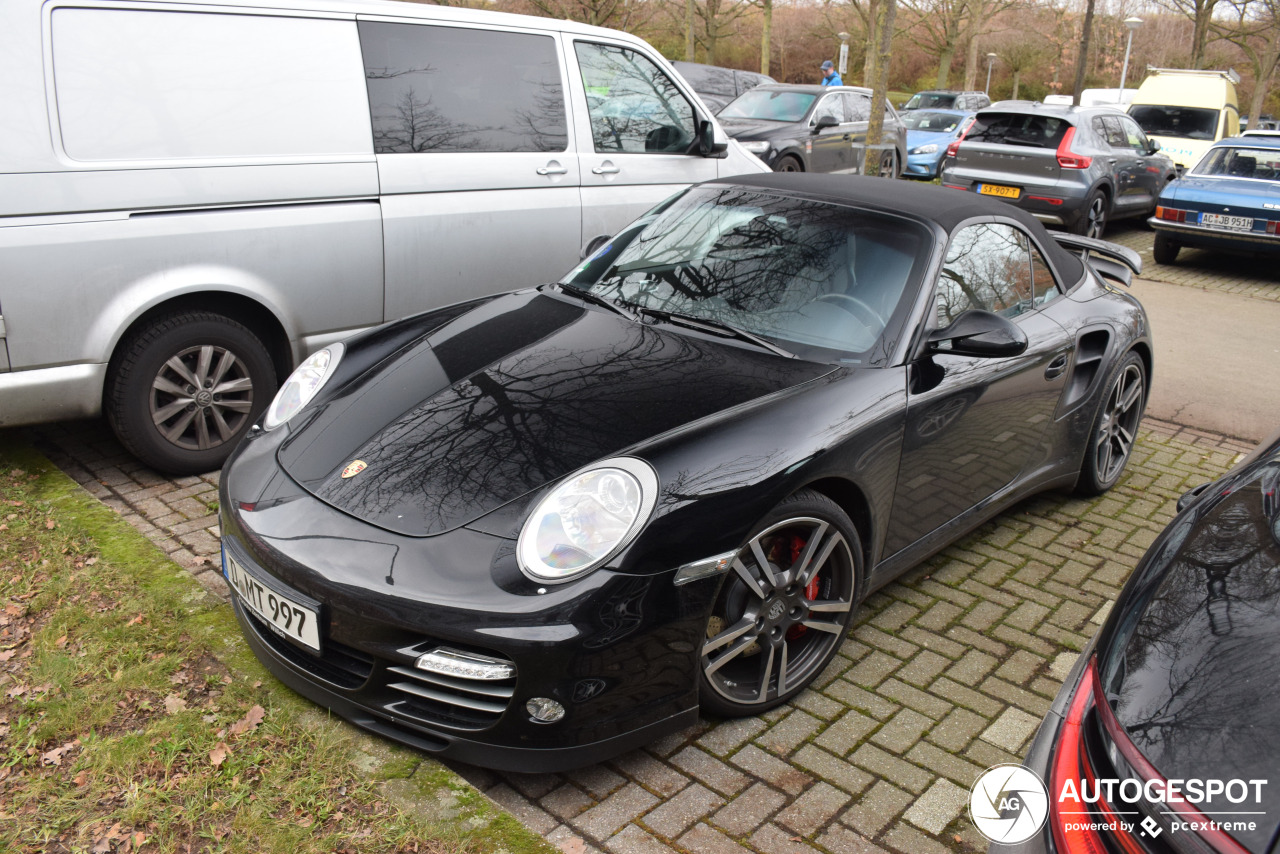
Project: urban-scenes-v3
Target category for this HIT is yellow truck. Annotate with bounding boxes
[1127,68,1241,172]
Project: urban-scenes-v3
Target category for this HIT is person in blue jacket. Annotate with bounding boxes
[821,60,843,86]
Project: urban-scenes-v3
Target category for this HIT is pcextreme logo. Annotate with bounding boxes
[970,764,1050,844]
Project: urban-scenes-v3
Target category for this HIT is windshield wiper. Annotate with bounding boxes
[637,307,795,358]
[541,283,637,320]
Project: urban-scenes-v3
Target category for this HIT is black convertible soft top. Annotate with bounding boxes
[715,173,1086,283]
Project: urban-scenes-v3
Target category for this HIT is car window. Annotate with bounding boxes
[966,113,1069,148]
[814,93,848,124]
[902,111,961,131]
[720,89,817,122]
[1119,116,1149,150]
[936,223,1036,325]
[1094,116,1127,149]
[843,93,871,122]
[576,42,697,154]
[360,22,568,153]
[1028,240,1060,306]
[1193,146,1280,179]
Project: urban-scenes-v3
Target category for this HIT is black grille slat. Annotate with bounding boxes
[244,610,374,689]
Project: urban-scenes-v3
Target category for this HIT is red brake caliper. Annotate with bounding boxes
[786,534,818,640]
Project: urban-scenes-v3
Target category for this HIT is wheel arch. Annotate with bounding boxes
[1128,338,1153,390]
[105,291,292,392]
[795,476,874,572]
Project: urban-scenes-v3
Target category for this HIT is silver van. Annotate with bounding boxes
[0,0,765,473]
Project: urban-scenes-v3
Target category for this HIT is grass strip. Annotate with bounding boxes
[0,434,554,854]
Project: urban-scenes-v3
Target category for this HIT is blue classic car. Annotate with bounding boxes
[1150,135,1280,264]
[901,109,973,179]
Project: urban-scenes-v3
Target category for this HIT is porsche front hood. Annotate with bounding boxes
[276,292,832,537]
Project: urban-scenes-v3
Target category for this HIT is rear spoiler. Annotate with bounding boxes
[1050,232,1142,287]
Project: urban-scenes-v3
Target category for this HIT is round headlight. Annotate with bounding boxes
[517,458,659,583]
[911,143,939,155]
[262,343,343,430]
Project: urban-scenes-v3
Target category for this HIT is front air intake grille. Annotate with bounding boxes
[243,610,374,689]
[384,655,517,731]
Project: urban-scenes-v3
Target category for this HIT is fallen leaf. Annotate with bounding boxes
[0,650,14,662]
[54,635,68,649]
[45,519,55,530]
[297,816,314,828]
[209,743,229,767]
[126,615,144,627]
[228,704,265,737]
[132,831,147,850]
[74,770,89,786]
[163,695,187,715]
[85,557,98,566]
[6,685,26,699]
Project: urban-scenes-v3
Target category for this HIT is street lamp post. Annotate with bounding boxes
[985,53,998,95]
[1119,17,1143,97]
[838,31,850,78]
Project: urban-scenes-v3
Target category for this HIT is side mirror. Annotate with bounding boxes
[813,115,839,133]
[927,310,1028,358]
[1148,139,1161,154]
[698,119,729,158]
[580,233,612,261]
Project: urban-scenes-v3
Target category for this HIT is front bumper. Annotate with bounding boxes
[218,432,707,772]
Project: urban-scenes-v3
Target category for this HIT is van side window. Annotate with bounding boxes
[50,8,371,161]
[575,43,697,154]
[359,23,568,153]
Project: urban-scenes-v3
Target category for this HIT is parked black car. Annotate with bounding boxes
[943,102,1178,238]
[903,89,992,112]
[1008,427,1280,854]
[717,84,908,177]
[220,174,1151,772]
[672,60,775,114]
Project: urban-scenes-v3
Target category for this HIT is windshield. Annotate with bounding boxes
[905,92,957,110]
[562,186,930,364]
[719,89,816,123]
[903,111,964,132]
[1191,146,1280,179]
[1130,105,1219,141]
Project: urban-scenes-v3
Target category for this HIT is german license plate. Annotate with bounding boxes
[978,183,1020,199]
[1200,212,1253,231]
[225,553,321,652]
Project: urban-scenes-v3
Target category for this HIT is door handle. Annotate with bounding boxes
[592,163,621,175]
[843,133,852,140]
[1045,353,1070,380]
[537,162,568,176]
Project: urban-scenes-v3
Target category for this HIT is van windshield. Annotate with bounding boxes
[1129,105,1219,140]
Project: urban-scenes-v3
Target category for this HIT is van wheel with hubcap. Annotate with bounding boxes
[1153,233,1180,265]
[699,490,863,716]
[106,312,276,475]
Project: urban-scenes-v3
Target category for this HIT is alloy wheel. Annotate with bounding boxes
[1093,362,1143,485]
[149,344,255,451]
[1085,196,1107,239]
[702,517,855,707]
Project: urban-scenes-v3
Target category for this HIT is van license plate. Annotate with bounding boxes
[1200,212,1253,231]
[226,555,321,652]
[978,184,1020,199]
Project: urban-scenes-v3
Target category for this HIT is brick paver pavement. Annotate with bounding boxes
[33,416,1252,854]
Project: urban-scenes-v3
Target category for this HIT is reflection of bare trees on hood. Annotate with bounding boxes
[1114,482,1280,777]
[315,308,821,536]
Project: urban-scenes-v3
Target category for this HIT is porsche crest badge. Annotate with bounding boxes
[341,460,368,479]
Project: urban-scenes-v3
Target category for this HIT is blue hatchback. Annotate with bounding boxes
[1150,135,1280,264]
[901,109,973,179]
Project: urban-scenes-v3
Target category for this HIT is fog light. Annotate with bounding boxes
[526,697,565,723]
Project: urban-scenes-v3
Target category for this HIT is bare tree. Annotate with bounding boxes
[904,0,970,88]
[1216,0,1280,126]
[994,31,1048,98]
[865,0,898,176]
[1154,0,1226,67]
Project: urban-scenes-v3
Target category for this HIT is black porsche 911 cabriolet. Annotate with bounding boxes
[219,174,1152,771]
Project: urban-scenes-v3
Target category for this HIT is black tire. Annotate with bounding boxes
[699,489,864,717]
[106,311,277,475]
[773,155,803,173]
[1073,188,1109,239]
[1153,232,1180,265]
[1075,351,1146,496]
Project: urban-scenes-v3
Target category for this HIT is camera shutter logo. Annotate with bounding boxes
[970,764,1050,844]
